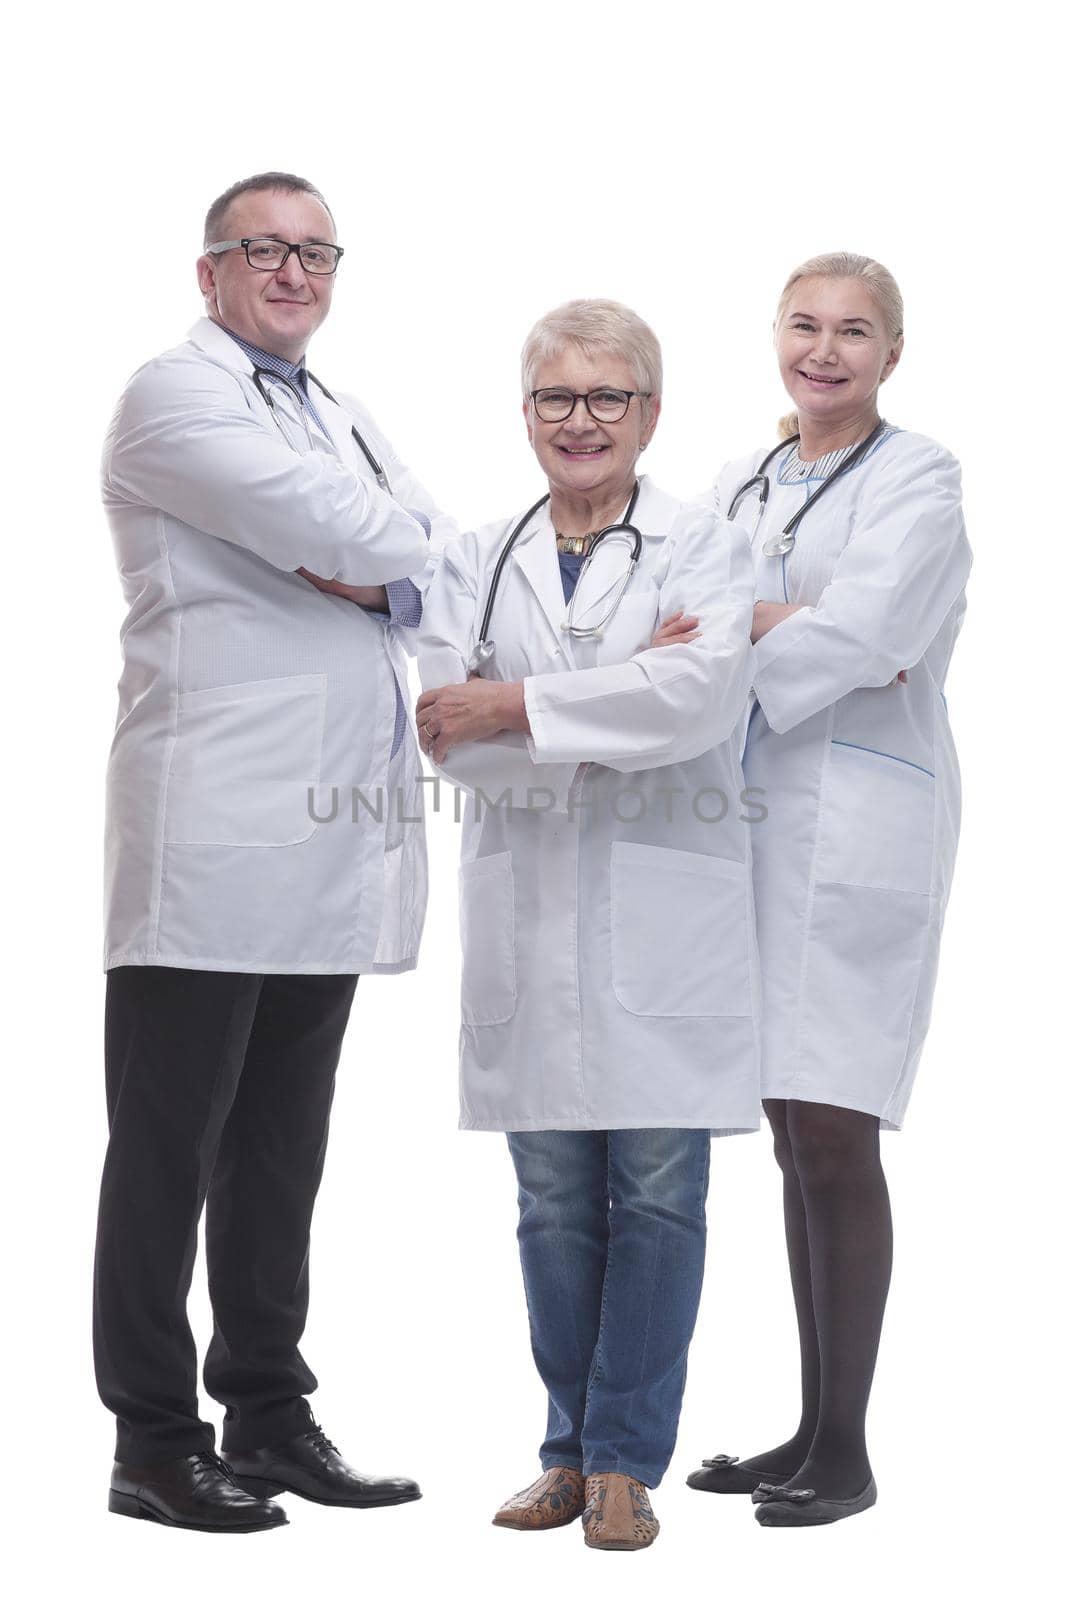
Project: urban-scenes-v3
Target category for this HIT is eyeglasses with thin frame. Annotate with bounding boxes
[530,387,651,424]
[205,237,345,275]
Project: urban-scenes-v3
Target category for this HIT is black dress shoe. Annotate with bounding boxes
[109,1452,288,1533]
[222,1425,421,1508]
[752,1477,877,1527]
[686,1454,790,1494]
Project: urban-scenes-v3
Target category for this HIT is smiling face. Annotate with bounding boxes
[524,346,660,502]
[197,188,337,362]
[776,276,902,432]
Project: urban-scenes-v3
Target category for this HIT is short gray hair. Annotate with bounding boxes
[521,298,663,399]
[203,172,334,250]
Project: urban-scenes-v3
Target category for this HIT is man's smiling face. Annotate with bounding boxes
[197,188,338,362]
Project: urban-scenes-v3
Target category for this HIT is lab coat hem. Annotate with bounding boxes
[759,1083,903,1132]
[458,1116,760,1134]
[103,950,417,977]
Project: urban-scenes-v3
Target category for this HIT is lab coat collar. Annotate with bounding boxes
[187,316,257,372]
[186,317,364,473]
[511,501,575,666]
[187,318,320,396]
[511,475,674,661]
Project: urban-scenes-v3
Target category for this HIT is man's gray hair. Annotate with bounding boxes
[520,298,663,399]
[203,172,334,249]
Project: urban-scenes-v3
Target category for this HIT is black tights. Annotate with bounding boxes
[741,1099,893,1498]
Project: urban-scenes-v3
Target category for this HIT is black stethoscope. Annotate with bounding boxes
[727,419,886,556]
[251,367,392,495]
[468,479,643,671]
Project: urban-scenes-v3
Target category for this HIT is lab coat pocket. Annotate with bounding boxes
[164,674,327,847]
[815,742,934,894]
[610,841,751,1017]
[459,852,517,1025]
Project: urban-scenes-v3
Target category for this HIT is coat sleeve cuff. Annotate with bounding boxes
[752,608,809,673]
[384,577,424,628]
[523,677,551,762]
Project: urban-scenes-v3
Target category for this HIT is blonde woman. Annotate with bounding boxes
[416,301,758,1551]
[686,254,971,1526]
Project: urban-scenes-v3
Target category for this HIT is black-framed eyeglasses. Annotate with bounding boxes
[530,387,651,424]
[206,237,345,275]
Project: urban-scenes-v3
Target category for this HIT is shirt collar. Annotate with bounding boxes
[220,325,307,390]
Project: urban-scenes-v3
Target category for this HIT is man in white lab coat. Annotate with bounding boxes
[94,172,455,1533]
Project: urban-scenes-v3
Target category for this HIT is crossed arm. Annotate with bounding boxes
[414,596,909,764]
[752,601,905,681]
[414,610,702,761]
[296,569,390,610]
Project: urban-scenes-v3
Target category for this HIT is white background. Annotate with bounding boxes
[3,2,1061,1596]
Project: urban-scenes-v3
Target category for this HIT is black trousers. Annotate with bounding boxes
[93,965,358,1465]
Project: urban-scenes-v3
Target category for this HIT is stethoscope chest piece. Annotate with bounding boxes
[763,528,796,558]
[561,534,641,640]
[728,422,886,560]
[468,481,644,672]
[558,480,643,641]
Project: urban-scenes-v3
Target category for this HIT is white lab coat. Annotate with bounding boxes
[102,316,457,974]
[417,478,761,1132]
[715,427,972,1128]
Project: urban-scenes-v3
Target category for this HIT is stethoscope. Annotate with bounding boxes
[727,419,886,556]
[468,480,643,671]
[251,367,392,495]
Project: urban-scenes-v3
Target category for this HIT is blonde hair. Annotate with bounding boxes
[774,252,904,439]
[521,298,663,400]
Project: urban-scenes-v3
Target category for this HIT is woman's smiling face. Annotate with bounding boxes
[775,276,902,430]
[524,345,658,500]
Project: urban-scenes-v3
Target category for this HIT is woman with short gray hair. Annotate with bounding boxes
[416,299,759,1552]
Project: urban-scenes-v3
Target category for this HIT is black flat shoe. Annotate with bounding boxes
[752,1477,877,1527]
[109,1452,288,1533]
[686,1454,790,1495]
[222,1424,421,1509]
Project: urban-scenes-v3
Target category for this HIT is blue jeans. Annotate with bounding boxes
[506,1128,711,1489]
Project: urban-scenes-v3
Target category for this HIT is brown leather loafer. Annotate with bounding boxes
[109,1452,288,1533]
[492,1466,585,1530]
[582,1472,660,1551]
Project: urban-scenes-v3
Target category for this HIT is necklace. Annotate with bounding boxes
[553,488,635,557]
